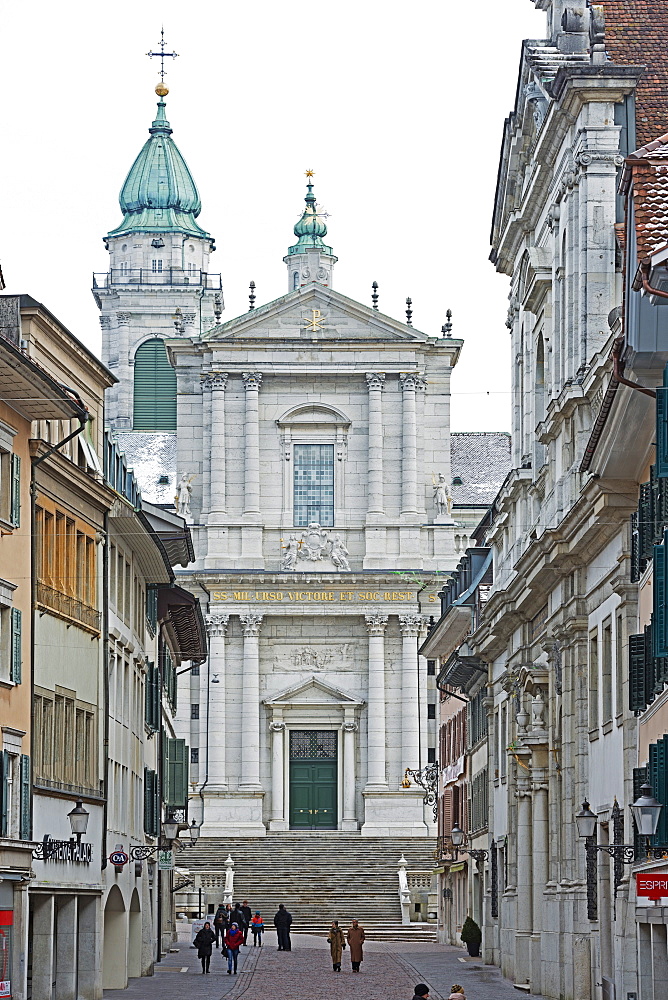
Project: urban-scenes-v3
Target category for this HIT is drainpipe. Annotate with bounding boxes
[611,335,656,398]
[101,515,110,874]
[640,261,668,301]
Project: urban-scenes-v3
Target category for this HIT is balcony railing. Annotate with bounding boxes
[37,582,101,632]
[93,269,222,290]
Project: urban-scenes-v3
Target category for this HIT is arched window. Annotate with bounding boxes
[133,338,177,431]
[293,272,299,290]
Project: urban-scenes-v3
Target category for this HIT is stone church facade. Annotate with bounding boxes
[95,85,494,839]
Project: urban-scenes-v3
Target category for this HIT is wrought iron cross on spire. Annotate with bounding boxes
[146,28,179,82]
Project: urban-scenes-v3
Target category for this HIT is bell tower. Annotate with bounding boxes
[283,171,337,292]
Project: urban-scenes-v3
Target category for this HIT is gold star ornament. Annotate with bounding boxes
[305,169,314,178]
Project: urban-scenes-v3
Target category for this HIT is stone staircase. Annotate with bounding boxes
[177,833,437,941]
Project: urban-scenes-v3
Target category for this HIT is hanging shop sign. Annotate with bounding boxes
[158,850,174,871]
[636,873,668,900]
[109,850,129,867]
[32,837,92,863]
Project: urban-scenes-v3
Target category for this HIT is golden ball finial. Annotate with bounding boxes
[155,82,169,97]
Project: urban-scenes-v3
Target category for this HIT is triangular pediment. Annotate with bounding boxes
[202,284,448,346]
[263,674,364,707]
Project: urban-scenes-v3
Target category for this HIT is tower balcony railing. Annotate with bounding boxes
[93,269,222,290]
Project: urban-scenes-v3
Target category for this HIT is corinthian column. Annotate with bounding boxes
[204,614,229,790]
[242,372,262,516]
[239,613,263,788]
[399,373,426,516]
[399,614,425,773]
[366,373,385,517]
[365,613,389,788]
[203,373,228,515]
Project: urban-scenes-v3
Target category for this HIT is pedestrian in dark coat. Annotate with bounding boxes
[412,986,430,1000]
[327,920,345,971]
[194,922,216,974]
[347,919,365,972]
[232,903,247,935]
[241,899,252,944]
[213,905,226,946]
[224,923,244,974]
[273,903,293,951]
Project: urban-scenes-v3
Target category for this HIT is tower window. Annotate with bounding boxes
[293,444,334,527]
[151,259,163,273]
[133,338,177,431]
[119,262,129,276]
[293,272,299,290]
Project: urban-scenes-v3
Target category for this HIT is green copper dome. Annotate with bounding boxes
[286,178,333,256]
[108,97,210,239]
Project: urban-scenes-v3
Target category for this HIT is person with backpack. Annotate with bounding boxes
[213,905,226,947]
[251,911,264,946]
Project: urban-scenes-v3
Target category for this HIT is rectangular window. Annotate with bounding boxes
[151,259,163,273]
[427,747,436,764]
[293,444,334,527]
[615,613,624,719]
[427,660,436,675]
[427,703,436,719]
[500,703,507,779]
[602,618,613,724]
[589,629,599,732]
[191,703,200,720]
[190,747,199,764]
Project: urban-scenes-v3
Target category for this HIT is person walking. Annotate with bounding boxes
[224,922,244,974]
[327,920,346,972]
[448,988,466,1000]
[251,911,264,946]
[347,919,365,972]
[273,903,293,951]
[213,905,226,947]
[193,921,216,974]
[412,986,430,1000]
[232,902,247,938]
[241,899,252,945]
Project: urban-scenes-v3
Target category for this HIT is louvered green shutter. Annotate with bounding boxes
[10,454,20,527]
[20,754,30,839]
[133,339,177,431]
[631,511,643,583]
[649,735,668,846]
[0,752,8,837]
[653,539,668,658]
[164,738,188,808]
[640,482,654,560]
[10,608,21,684]
[657,383,668,478]
[629,633,647,711]
[144,767,159,836]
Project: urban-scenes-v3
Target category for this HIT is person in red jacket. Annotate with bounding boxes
[224,922,244,974]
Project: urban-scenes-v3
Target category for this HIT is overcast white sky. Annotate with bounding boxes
[0,0,544,430]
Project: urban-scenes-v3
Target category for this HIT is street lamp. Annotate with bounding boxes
[438,823,488,863]
[630,783,663,838]
[67,800,90,842]
[450,823,465,848]
[187,819,201,846]
[162,813,180,842]
[575,799,597,839]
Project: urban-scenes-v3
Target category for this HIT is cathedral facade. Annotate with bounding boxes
[97,86,481,838]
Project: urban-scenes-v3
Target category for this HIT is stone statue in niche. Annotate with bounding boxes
[280,535,300,571]
[175,473,194,517]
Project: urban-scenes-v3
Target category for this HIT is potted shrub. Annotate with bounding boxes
[460,916,482,957]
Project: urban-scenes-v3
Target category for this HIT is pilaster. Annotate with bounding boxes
[204,613,230,790]
[364,613,389,789]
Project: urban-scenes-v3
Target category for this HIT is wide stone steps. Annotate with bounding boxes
[179,834,436,936]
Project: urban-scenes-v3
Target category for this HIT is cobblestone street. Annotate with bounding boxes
[104,931,538,999]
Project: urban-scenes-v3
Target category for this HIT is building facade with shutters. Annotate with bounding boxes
[444,4,668,999]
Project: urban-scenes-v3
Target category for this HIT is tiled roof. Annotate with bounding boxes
[450,432,512,506]
[598,0,668,150]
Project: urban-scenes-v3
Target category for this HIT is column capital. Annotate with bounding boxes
[366,372,386,391]
[240,612,263,636]
[365,612,389,635]
[202,371,228,391]
[343,721,359,733]
[399,372,427,392]
[242,371,263,390]
[116,311,131,325]
[205,613,229,637]
[269,721,285,732]
[399,613,427,637]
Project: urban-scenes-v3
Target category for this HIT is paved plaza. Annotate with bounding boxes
[103,930,537,999]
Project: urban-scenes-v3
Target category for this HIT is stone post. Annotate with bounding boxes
[365,373,385,517]
[55,895,78,1000]
[343,720,359,830]
[205,613,230,790]
[399,614,424,772]
[204,373,228,515]
[242,372,262,516]
[514,741,533,986]
[269,720,286,829]
[399,373,426,516]
[365,613,389,788]
[30,894,54,1000]
[240,613,263,788]
[77,895,101,1000]
[116,312,132,428]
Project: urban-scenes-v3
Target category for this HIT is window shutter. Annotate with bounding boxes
[145,661,160,732]
[631,512,642,583]
[0,752,8,837]
[640,482,654,560]
[19,754,30,839]
[653,540,668,658]
[10,608,22,684]
[657,384,668,478]
[164,737,188,808]
[144,767,159,836]
[133,338,177,431]
[10,453,20,527]
[630,632,648,711]
[649,734,668,846]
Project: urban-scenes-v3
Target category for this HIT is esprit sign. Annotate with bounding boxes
[636,873,668,900]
